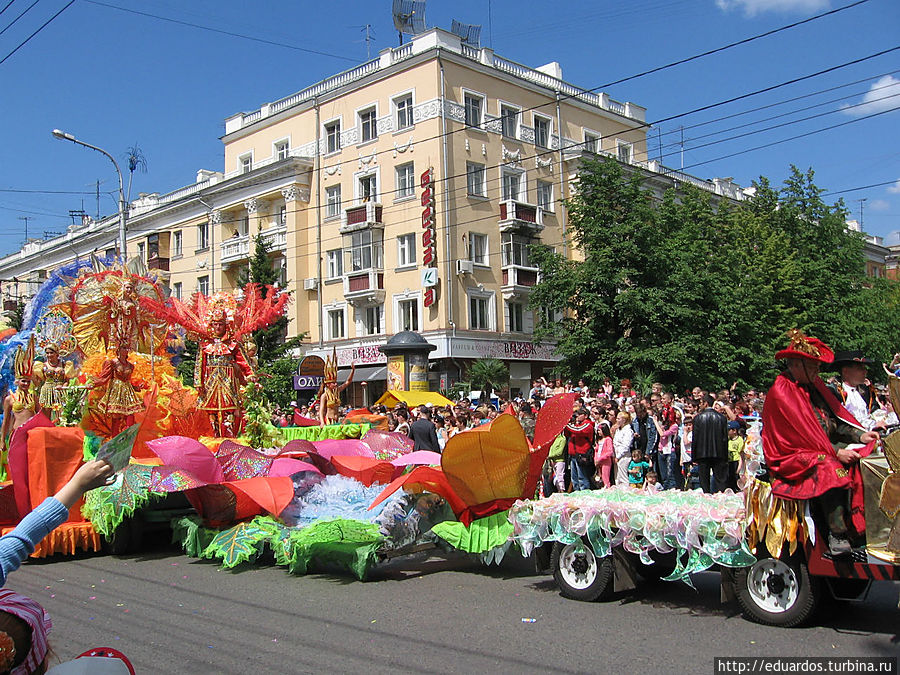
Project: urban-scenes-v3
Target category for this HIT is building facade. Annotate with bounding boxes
[1,29,749,404]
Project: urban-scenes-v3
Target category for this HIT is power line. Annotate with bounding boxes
[0,0,74,66]
[84,0,358,63]
[0,188,117,195]
[0,0,39,38]
[822,180,900,196]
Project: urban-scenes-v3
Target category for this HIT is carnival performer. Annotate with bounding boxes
[762,330,879,557]
[0,337,38,480]
[827,350,883,431]
[32,345,76,422]
[90,344,144,438]
[318,349,355,426]
[195,304,256,437]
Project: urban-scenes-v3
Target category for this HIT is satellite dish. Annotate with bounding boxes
[392,0,427,39]
[451,19,481,48]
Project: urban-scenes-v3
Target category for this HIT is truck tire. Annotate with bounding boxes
[734,549,820,627]
[551,537,614,602]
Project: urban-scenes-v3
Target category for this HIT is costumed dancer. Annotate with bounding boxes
[89,343,144,439]
[762,330,879,557]
[0,337,39,481]
[32,345,76,423]
[317,348,355,426]
[194,297,256,437]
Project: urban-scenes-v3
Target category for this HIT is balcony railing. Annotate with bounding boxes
[220,234,250,264]
[261,224,287,251]
[501,264,540,300]
[343,269,385,305]
[147,256,170,272]
[499,199,544,234]
[341,202,383,233]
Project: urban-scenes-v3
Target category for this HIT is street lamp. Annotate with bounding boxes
[52,129,128,259]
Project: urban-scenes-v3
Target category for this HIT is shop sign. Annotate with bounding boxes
[421,167,437,307]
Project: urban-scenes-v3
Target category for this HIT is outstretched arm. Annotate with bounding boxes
[338,363,356,393]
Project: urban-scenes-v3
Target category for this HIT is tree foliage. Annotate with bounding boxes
[467,358,509,401]
[242,231,306,407]
[530,157,900,390]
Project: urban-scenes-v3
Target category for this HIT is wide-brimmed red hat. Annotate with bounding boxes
[775,329,834,363]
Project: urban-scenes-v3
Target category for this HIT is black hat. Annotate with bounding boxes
[831,350,875,368]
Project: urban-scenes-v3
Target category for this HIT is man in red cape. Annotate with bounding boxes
[762,330,878,556]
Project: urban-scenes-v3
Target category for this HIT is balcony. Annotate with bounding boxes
[343,269,385,306]
[499,199,543,235]
[501,264,540,300]
[340,202,383,234]
[220,225,287,265]
[147,256,170,272]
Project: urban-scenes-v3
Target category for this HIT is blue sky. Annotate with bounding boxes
[0,0,897,257]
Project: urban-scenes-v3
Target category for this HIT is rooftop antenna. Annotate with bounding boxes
[451,19,481,48]
[361,24,374,59]
[856,198,867,229]
[17,216,30,242]
[392,0,426,46]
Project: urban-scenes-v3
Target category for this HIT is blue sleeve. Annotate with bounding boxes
[0,497,69,587]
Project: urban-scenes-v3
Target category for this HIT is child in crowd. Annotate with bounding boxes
[680,416,693,490]
[548,434,567,493]
[727,420,745,492]
[644,471,661,492]
[1,458,114,587]
[593,421,615,488]
[627,449,651,488]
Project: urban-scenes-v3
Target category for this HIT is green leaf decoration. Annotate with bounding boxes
[283,519,384,581]
[201,516,281,569]
[276,424,370,442]
[81,464,161,536]
[171,514,217,558]
[82,431,102,461]
[430,511,514,554]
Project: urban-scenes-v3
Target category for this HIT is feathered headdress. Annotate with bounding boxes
[324,347,338,385]
[13,334,35,380]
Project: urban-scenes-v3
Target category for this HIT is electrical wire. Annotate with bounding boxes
[0,0,73,66]
[0,0,38,37]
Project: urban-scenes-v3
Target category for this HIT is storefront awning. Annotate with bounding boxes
[343,365,386,382]
[374,390,453,409]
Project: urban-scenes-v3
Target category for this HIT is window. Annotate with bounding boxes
[326,249,343,279]
[469,232,488,265]
[350,230,383,271]
[536,181,553,211]
[197,221,209,250]
[507,302,525,333]
[173,282,183,300]
[327,308,345,339]
[584,132,600,154]
[464,93,483,128]
[617,141,633,163]
[326,185,342,218]
[137,242,145,262]
[398,298,419,332]
[358,173,377,202]
[279,205,287,225]
[466,162,485,197]
[240,154,252,174]
[534,116,551,148]
[105,246,117,259]
[502,170,522,201]
[240,213,251,237]
[501,234,532,267]
[359,107,377,142]
[275,140,289,160]
[364,305,383,335]
[395,94,413,129]
[500,105,519,138]
[198,276,209,295]
[395,162,415,199]
[173,230,183,257]
[397,233,415,267]
[540,306,562,326]
[469,293,492,330]
[325,121,341,153]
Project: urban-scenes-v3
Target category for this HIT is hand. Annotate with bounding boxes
[54,459,115,508]
[835,447,861,465]
[859,431,879,444]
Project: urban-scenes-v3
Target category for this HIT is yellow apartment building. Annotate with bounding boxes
[1,28,748,403]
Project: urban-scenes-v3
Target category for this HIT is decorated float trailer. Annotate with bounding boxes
[510,432,900,628]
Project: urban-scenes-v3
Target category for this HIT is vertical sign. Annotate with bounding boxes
[387,354,406,391]
[408,352,429,392]
[421,167,437,308]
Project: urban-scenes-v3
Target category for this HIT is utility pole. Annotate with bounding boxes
[680,126,685,170]
[96,179,101,219]
[856,198,867,229]
[17,216,30,242]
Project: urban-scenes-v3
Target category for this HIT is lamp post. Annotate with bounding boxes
[52,129,128,260]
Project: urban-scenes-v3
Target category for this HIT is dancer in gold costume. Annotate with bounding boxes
[90,344,144,438]
[317,348,355,426]
[0,337,39,480]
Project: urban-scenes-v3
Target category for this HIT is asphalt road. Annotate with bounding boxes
[6,537,899,674]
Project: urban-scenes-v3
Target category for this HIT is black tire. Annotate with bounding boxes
[103,517,143,556]
[734,549,820,627]
[631,551,677,583]
[551,537,614,602]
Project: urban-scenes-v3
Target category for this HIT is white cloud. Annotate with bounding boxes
[888,179,900,195]
[841,75,900,116]
[886,230,900,246]
[870,199,890,212]
[715,0,829,16]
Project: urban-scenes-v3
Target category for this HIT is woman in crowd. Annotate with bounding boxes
[613,411,634,486]
[593,420,615,488]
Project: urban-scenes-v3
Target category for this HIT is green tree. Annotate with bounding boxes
[467,358,509,402]
[242,231,306,407]
[530,158,896,390]
[5,301,25,331]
